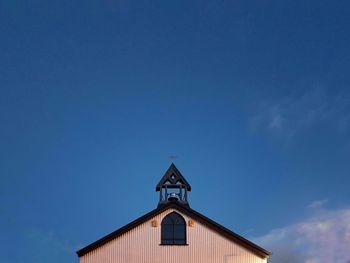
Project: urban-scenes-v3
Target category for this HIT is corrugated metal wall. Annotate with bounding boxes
[80,208,267,263]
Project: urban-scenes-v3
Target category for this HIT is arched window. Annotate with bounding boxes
[161,212,186,245]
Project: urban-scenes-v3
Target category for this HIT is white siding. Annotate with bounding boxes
[80,208,267,263]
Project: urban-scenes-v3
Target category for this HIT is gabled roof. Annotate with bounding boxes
[156,163,191,191]
[76,202,271,258]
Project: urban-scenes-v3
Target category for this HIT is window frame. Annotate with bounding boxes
[160,212,187,245]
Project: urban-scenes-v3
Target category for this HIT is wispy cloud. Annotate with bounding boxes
[308,199,329,209]
[249,86,350,141]
[253,202,350,263]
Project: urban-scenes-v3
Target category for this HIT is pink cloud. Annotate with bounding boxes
[253,204,350,263]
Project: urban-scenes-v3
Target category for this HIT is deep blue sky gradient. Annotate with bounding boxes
[1,1,350,262]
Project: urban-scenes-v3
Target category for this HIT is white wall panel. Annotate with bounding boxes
[80,208,268,263]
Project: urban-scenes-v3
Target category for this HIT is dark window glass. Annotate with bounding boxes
[161,212,186,245]
[162,225,173,240]
[173,225,185,240]
[162,216,173,225]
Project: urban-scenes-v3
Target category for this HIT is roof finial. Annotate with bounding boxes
[169,155,178,162]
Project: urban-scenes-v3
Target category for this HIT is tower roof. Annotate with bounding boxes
[156,163,191,191]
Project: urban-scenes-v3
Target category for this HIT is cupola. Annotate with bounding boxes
[156,163,191,207]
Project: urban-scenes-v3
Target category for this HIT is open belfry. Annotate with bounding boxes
[77,164,271,263]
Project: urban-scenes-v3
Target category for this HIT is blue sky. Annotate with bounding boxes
[1,1,350,262]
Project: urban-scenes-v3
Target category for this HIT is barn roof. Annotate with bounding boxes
[76,201,271,258]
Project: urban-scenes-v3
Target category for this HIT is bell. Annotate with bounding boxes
[168,193,179,202]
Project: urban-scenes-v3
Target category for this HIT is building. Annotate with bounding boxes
[76,163,271,263]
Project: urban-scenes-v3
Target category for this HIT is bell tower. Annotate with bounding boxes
[156,163,191,207]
